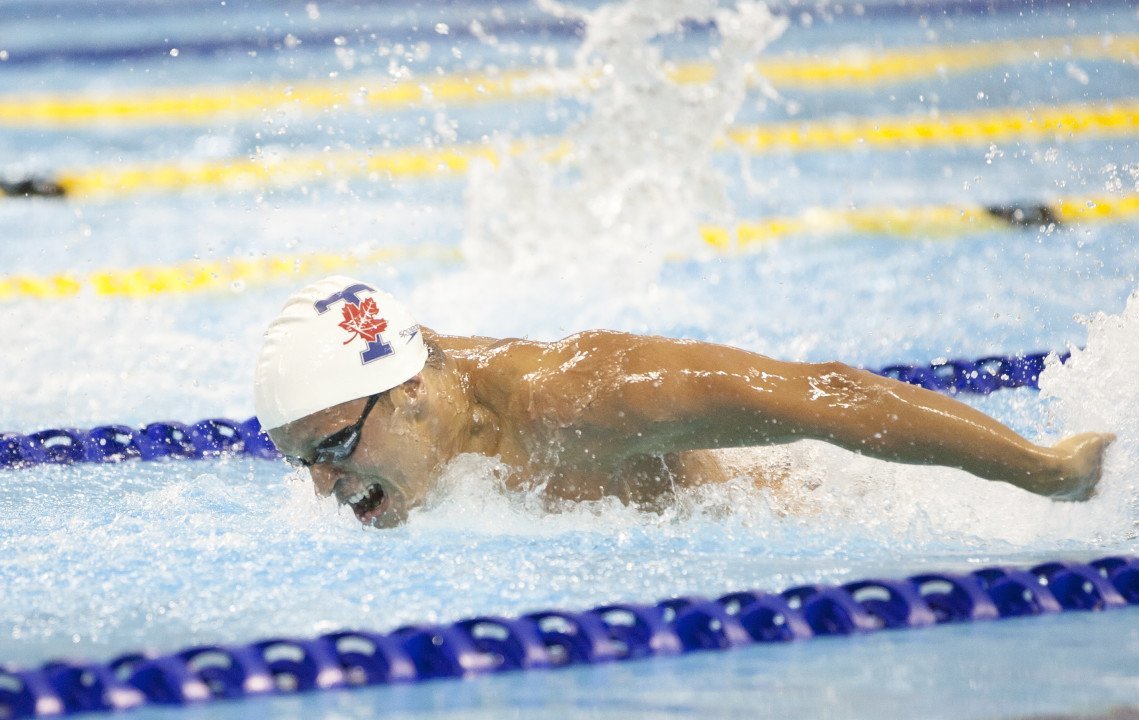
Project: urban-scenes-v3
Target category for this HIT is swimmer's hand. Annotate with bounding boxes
[1043,432,1116,501]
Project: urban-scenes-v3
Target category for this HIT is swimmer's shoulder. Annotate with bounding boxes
[431,327,688,379]
[547,329,664,356]
[428,328,640,359]
[425,327,505,355]
[423,327,543,381]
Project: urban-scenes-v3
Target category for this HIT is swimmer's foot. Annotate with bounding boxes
[1041,432,1115,501]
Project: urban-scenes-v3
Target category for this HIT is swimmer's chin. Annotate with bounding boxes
[361,510,406,529]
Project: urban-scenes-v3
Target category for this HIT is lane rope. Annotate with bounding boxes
[2,193,1136,302]
[0,350,1066,471]
[1,555,1135,718]
[701,194,1139,251]
[2,34,1137,126]
[5,100,1137,200]
[722,99,1139,153]
[0,245,460,301]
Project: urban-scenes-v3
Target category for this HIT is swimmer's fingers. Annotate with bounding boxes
[1047,432,1115,502]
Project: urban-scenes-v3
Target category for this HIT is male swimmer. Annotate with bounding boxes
[255,276,1114,528]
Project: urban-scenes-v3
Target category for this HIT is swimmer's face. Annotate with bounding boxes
[268,374,464,527]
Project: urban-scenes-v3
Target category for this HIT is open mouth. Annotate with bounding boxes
[346,482,389,524]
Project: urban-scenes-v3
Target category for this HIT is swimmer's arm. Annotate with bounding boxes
[579,333,1106,497]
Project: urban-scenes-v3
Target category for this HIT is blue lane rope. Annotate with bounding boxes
[0,350,1067,470]
[0,416,279,469]
[1,555,1135,718]
[873,350,1064,395]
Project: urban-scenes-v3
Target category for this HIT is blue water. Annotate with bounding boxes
[2,1,1139,718]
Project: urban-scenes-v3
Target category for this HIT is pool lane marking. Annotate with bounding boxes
[3,194,1136,301]
[0,67,555,127]
[0,245,460,300]
[1,33,1136,126]
[700,195,1139,250]
[53,143,514,198]
[14,100,1137,200]
[724,100,1139,153]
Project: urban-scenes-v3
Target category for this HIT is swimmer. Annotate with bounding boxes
[255,276,1114,527]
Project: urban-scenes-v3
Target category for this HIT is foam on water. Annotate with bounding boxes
[1040,289,1139,520]
[424,0,787,333]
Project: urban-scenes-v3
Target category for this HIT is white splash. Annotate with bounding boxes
[411,452,656,535]
[759,289,1139,550]
[421,0,787,335]
[1039,288,1139,524]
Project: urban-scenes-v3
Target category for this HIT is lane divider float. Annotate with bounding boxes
[2,34,1136,126]
[4,100,1137,200]
[2,193,1137,302]
[0,245,459,301]
[0,350,1065,471]
[1,555,1135,718]
[723,99,1139,153]
[701,193,1139,251]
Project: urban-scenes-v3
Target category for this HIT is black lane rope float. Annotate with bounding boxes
[0,171,1077,237]
[0,178,64,199]
[0,350,1064,471]
[6,197,1132,304]
[1,555,1136,718]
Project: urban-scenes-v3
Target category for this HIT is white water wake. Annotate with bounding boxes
[417,0,787,335]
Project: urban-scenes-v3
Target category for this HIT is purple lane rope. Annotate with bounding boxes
[1,556,1135,718]
[0,350,1066,470]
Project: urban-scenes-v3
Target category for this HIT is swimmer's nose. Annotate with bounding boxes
[308,463,338,497]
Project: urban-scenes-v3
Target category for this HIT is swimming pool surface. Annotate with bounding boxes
[2,0,1138,717]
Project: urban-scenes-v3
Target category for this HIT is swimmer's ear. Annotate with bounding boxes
[390,375,425,416]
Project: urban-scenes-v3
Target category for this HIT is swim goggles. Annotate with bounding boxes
[284,393,380,468]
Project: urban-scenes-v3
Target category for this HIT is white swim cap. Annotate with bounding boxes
[254,275,428,430]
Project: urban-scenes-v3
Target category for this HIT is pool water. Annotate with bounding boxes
[2,0,1138,718]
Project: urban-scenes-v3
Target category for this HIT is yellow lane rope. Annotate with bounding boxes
[55,144,506,197]
[731,33,1139,88]
[0,245,461,300]
[0,68,551,128]
[700,194,1139,250]
[2,34,1136,126]
[40,100,1139,199]
[724,99,1139,152]
[4,193,1136,300]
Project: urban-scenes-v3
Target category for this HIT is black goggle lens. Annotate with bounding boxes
[282,394,379,469]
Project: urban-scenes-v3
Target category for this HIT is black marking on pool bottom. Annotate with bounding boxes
[0,178,66,199]
[984,203,1061,229]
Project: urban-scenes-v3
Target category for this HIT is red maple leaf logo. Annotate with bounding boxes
[338,298,388,344]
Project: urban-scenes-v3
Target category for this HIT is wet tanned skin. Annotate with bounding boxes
[269,328,1114,527]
